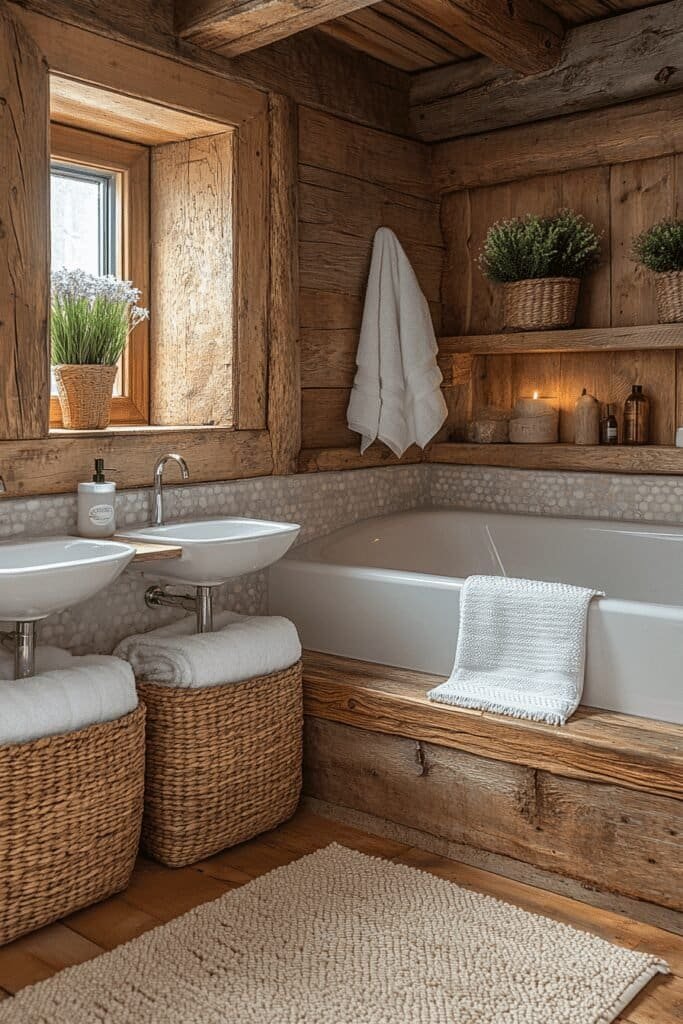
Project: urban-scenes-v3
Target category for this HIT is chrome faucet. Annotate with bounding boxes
[0,476,6,494]
[152,454,189,526]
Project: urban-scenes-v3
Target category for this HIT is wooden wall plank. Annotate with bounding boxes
[304,717,682,910]
[433,92,683,194]
[301,389,356,448]
[234,111,269,429]
[267,94,301,474]
[151,133,234,427]
[0,1,50,440]
[299,107,433,200]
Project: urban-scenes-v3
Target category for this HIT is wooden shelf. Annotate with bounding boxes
[439,323,683,356]
[114,536,183,562]
[428,443,683,475]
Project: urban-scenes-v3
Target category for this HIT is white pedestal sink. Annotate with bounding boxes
[120,517,300,632]
[0,536,136,677]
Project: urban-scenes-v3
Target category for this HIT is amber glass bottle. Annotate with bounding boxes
[623,385,649,446]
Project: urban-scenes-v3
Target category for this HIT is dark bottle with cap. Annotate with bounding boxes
[600,404,618,446]
[623,386,649,446]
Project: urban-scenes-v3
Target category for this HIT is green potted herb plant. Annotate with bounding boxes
[51,269,149,429]
[632,220,683,323]
[479,209,601,331]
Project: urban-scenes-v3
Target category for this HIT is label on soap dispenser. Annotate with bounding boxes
[88,503,115,526]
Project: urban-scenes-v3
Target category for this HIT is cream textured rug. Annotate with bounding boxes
[0,845,667,1024]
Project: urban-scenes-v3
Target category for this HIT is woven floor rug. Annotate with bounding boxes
[0,844,667,1024]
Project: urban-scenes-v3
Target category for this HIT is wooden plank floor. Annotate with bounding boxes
[0,808,680,1022]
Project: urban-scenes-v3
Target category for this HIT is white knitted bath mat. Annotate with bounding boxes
[0,845,667,1024]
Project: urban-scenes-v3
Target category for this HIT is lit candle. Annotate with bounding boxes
[514,392,557,418]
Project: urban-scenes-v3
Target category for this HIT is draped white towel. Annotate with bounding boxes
[428,575,602,726]
[347,226,447,457]
[114,610,301,688]
[0,648,137,746]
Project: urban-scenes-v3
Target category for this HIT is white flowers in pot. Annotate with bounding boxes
[51,269,149,429]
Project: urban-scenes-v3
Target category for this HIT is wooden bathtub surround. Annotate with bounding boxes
[0,809,679,1022]
[302,652,683,926]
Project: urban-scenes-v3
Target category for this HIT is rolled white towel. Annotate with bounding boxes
[114,610,302,688]
[0,655,137,746]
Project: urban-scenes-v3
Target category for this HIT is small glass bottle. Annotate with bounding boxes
[600,404,618,445]
[623,385,650,446]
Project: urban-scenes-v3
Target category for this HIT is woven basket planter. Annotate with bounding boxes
[654,271,683,323]
[137,661,303,868]
[0,705,145,945]
[503,277,580,331]
[53,363,118,429]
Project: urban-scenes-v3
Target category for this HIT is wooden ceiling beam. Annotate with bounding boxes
[400,0,564,76]
[175,0,379,54]
[412,0,683,141]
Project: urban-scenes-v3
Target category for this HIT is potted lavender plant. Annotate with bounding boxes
[51,270,149,429]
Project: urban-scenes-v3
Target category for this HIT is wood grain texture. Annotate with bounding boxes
[0,428,272,496]
[14,2,411,134]
[0,1,50,440]
[298,444,423,471]
[113,538,183,562]
[176,0,378,53]
[433,91,683,193]
[427,442,683,474]
[439,324,683,355]
[268,94,301,474]
[151,133,234,427]
[397,0,563,75]
[50,75,226,145]
[302,651,683,800]
[304,717,683,910]
[234,110,269,429]
[411,0,683,141]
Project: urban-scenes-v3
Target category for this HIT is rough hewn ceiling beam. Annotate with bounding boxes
[175,0,379,54]
[403,0,564,76]
[411,0,683,141]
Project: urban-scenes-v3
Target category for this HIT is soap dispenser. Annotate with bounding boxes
[77,459,116,538]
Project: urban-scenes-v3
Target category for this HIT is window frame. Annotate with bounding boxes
[49,123,150,427]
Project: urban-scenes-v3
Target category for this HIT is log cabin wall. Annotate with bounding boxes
[434,94,683,447]
[298,108,444,465]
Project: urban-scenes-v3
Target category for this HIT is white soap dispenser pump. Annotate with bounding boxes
[77,459,117,538]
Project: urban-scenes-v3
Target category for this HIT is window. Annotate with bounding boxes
[49,124,150,426]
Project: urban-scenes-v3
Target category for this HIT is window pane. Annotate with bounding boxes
[50,163,121,395]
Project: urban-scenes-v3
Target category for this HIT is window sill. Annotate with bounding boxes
[49,424,234,437]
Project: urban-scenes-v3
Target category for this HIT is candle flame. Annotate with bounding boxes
[532,390,539,400]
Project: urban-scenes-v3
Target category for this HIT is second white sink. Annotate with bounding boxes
[121,518,300,586]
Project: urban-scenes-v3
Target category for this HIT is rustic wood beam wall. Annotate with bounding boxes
[406,0,563,77]
[176,0,378,55]
[412,0,683,142]
[11,1,411,134]
[0,1,50,440]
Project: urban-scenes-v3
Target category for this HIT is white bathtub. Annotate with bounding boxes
[269,508,683,725]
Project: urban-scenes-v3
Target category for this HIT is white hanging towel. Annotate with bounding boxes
[428,575,602,726]
[347,227,447,457]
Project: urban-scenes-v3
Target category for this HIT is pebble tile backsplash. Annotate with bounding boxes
[2,461,682,655]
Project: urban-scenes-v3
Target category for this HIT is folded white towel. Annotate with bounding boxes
[114,610,302,688]
[428,575,602,726]
[347,226,447,457]
[0,649,137,746]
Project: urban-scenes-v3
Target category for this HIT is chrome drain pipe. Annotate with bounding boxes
[145,585,215,633]
[6,622,37,679]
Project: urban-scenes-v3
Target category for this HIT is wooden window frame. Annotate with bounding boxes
[0,7,300,496]
[49,123,150,427]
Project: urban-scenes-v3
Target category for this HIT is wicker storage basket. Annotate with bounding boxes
[503,277,580,331]
[137,661,303,867]
[53,363,118,429]
[0,705,145,945]
[654,271,683,323]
